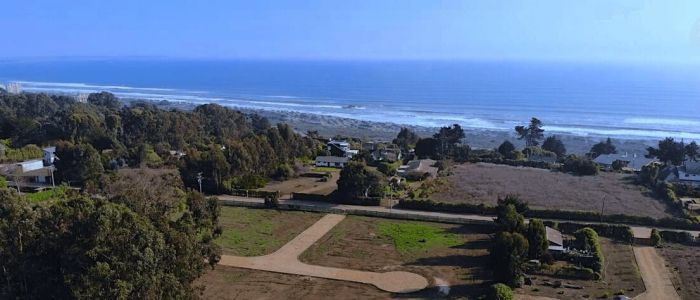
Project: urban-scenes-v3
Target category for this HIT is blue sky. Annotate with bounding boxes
[2,0,699,63]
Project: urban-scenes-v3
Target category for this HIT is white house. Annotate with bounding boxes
[315,156,349,168]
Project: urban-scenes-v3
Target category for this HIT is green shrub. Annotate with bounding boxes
[0,176,7,188]
[651,229,661,246]
[573,228,605,276]
[487,283,514,300]
[562,155,598,176]
[554,265,599,280]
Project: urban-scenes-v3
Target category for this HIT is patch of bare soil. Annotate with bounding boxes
[658,243,700,300]
[518,239,645,299]
[432,163,675,219]
[299,216,494,298]
[196,267,391,299]
[259,173,338,197]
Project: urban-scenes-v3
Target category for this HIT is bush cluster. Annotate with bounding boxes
[545,221,633,243]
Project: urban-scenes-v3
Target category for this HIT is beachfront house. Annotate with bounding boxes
[593,153,656,172]
[315,156,349,168]
[546,226,564,254]
[661,160,700,186]
[398,159,438,180]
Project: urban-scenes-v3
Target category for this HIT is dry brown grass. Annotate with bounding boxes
[431,163,676,219]
[659,243,700,300]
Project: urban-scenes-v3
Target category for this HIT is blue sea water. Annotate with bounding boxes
[0,59,698,141]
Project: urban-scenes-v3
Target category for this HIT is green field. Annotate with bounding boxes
[24,185,69,203]
[216,206,321,256]
[378,221,463,257]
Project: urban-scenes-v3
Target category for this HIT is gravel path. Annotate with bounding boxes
[218,214,429,293]
[633,247,681,300]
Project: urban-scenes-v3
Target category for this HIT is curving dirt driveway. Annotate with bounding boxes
[633,247,681,300]
[218,214,429,293]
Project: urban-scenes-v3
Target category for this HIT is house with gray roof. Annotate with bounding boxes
[593,153,656,172]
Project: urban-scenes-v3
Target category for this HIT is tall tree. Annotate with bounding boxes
[433,124,466,158]
[490,231,529,287]
[526,219,548,260]
[414,137,439,159]
[541,136,566,158]
[646,137,686,166]
[514,118,544,147]
[393,127,419,152]
[590,138,617,158]
[495,204,525,233]
[686,141,699,161]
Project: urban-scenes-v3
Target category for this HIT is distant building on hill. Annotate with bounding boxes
[664,160,700,186]
[398,159,438,180]
[6,82,22,94]
[593,153,656,172]
[327,140,358,158]
[76,93,90,103]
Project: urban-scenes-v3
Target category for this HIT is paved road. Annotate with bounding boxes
[632,247,681,300]
[218,214,429,293]
[215,195,700,239]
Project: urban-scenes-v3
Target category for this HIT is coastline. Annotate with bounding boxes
[150,99,655,155]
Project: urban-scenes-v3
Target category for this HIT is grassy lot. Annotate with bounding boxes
[377,221,463,258]
[216,207,322,256]
[431,163,676,219]
[659,243,700,300]
[300,216,494,298]
[312,166,341,173]
[258,174,338,196]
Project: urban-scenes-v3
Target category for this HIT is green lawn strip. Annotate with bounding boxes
[24,186,69,203]
[312,167,341,173]
[216,207,319,256]
[378,221,463,258]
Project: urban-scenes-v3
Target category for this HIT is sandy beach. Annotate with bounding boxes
[150,99,655,155]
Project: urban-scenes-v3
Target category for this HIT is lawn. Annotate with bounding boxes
[377,221,463,258]
[216,206,322,256]
[300,216,494,298]
[24,185,69,203]
[431,162,676,219]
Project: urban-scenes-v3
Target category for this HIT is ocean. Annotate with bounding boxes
[0,59,698,141]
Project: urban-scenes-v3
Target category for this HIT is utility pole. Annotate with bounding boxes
[196,172,203,194]
[600,195,606,222]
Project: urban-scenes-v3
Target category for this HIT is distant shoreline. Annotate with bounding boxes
[148,99,655,155]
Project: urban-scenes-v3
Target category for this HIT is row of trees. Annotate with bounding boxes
[489,196,549,287]
[0,92,320,191]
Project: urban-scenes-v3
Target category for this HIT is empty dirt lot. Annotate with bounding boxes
[299,216,494,298]
[431,163,675,219]
[659,243,700,300]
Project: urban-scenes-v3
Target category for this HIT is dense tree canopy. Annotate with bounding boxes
[336,161,386,199]
[589,138,617,158]
[646,137,686,166]
[0,92,319,192]
[497,140,516,158]
[541,136,566,158]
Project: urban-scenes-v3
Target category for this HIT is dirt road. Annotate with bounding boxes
[633,247,681,300]
[218,214,429,293]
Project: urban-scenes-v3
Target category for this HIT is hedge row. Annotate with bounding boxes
[291,192,329,202]
[553,265,598,280]
[659,230,696,245]
[229,189,279,199]
[544,221,634,243]
[292,192,381,206]
[397,199,700,230]
[398,199,496,215]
